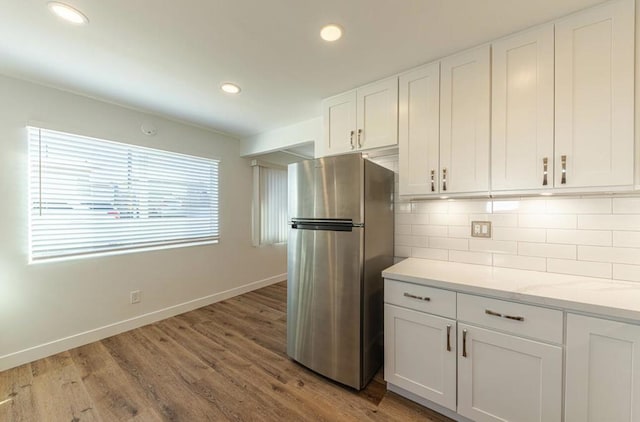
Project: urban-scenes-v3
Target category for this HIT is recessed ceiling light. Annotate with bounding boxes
[48,2,88,25]
[220,83,241,94]
[320,24,343,42]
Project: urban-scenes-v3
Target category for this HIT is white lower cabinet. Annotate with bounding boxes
[384,304,457,411]
[457,324,562,422]
[384,279,564,422]
[565,314,640,422]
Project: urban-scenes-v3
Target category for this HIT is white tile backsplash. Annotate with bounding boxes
[613,264,640,282]
[547,259,612,279]
[493,227,546,242]
[493,254,547,271]
[613,198,640,214]
[518,242,576,259]
[412,224,448,237]
[519,214,577,229]
[469,239,518,255]
[546,229,612,246]
[449,250,493,266]
[613,231,640,248]
[370,154,640,281]
[578,246,640,265]
[578,214,640,231]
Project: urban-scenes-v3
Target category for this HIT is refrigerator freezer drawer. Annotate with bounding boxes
[287,226,363,389]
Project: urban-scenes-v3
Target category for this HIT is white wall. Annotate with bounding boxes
[240,116,321,157]
[0,75,287,370]
[370,155,640,282]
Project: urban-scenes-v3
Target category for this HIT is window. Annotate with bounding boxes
[28,127,219,261]
[251,162,287,246]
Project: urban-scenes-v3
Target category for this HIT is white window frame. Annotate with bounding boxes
[27,126,220,262]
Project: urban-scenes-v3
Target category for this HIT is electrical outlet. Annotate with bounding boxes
[130,290,141,304]
[471,221,492,238]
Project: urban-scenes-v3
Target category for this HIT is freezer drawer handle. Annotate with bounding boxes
[403,292,430,302]
[485,309,525,322]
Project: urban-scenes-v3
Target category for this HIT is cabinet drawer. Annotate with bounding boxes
[457,294,563,343]
[384,279,456,319]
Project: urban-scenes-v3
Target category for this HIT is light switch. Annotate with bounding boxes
[471,221,492,238]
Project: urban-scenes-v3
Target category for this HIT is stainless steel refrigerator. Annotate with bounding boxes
[287,153,394,390]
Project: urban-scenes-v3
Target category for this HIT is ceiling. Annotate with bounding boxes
[0,0,606,138]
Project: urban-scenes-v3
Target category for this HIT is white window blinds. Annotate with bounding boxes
[28,127,220,261]
[252,164,288,246]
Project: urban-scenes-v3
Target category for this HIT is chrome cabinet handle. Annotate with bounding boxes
[403,292,430,302]
[349,130,355,150]
[542,157,548,186]
[446,325,451,352]
[357,129,363,148]
[430,170,436,192]
[442,168,447,191]
[561,155,567,185]
[485,309,525,322]
[462,329,468,358]
[504,314,525,322]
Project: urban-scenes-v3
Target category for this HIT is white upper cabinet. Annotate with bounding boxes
[491,25,555,192]
[565,314,640,422]
[398,63,440,195]
[323,91,357,155]
[555,0,635,189]
[440,45,491,195]
[357,77,399,150]
[322,78,398,156]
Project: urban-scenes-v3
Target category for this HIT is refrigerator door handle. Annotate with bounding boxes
[289,220,356,232]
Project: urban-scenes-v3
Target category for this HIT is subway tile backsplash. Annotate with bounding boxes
[370,154,640,282]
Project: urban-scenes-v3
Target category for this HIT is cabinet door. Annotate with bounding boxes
[565,314,640,422]
[323,91,357,155]
[356,77,398,150]
[555,0,634,188]
[398,63,440,195]
[384,304,457,411]
[440,45,490,194]
[492,25,554,192]
[457,324,562,422]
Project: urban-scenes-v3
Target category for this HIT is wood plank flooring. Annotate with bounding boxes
[0,281,453,422]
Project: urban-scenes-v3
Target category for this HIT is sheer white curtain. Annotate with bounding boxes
[252,163,288,246]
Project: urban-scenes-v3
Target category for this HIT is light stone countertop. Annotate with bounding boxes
[382,258,640,323]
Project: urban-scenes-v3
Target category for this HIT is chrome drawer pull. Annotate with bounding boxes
[542,157,548,186]
[446,325,451,352]
[561,155,567,184]
[462,329,468,358]
[504,314,525,322]
[403,292,431,302]
[485,309,525,322]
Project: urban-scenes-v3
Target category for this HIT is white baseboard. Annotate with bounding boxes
[0,273,286,372]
